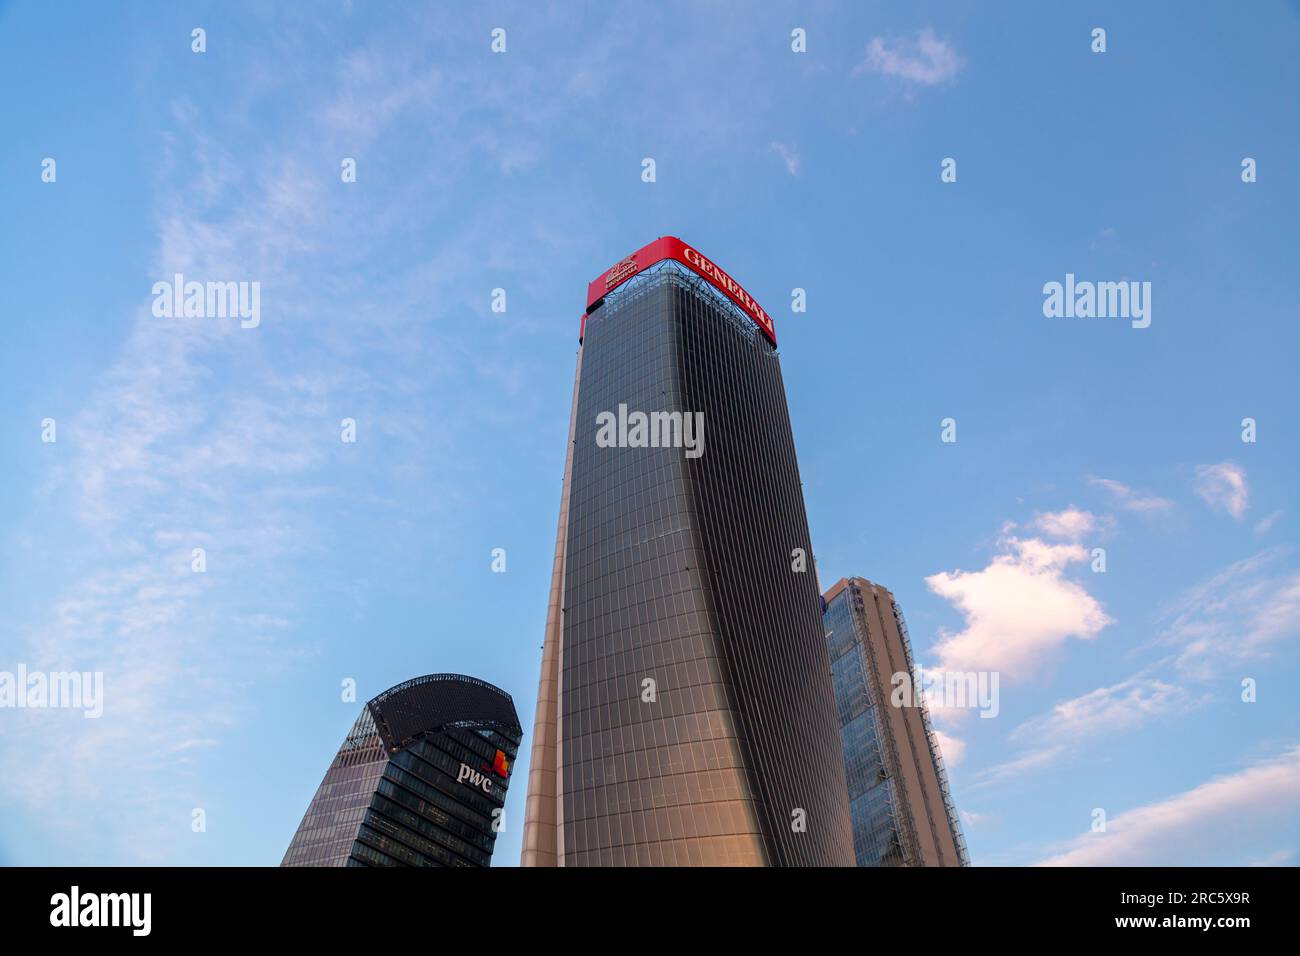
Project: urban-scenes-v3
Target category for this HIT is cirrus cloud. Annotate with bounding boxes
[1087,476,1173,514]
[854,29,965,87]
[1194,461,1249,518]
[974,677,1200,788]
[1157,547,1300,678]
[1038,746,1300,866]
[768,141,801,176]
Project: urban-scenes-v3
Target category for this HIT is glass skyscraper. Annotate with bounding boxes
[823,577,968,867]
[282,673,522,867]
[521,237,854,866]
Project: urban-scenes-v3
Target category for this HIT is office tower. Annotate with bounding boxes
[822,577,969,867]
[522,236,854,866]
[282,673,522,867]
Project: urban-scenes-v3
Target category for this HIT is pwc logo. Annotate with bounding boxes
[490,749,510,778]
[457,762,493,794]
[457,751,510,794]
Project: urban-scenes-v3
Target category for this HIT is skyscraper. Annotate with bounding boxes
[522,237,854,866]
[822,577,968,867]
[282,673,522,867]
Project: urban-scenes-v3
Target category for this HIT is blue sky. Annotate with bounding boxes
[2,0,1298,866]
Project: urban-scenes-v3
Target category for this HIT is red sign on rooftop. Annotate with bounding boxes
[583,236,777,347]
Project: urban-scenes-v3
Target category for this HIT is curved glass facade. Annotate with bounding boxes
[525,256,855,866]
[282,674,522,867]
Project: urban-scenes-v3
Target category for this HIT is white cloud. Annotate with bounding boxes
[855,29,965,86]
[1087,476,1173,514]
[1032,506,1100,542]
[1247,848,1300,866]
[1158,548,1300,678]
[769,141,801,176]
[960,809,992,829]
[1255,510,1283,536]
[1193,461,1249,518]
[1089,227,1117,252]
[1038,746,1300,866]
[2,22,580,863]
[925,535,1112,680]
[933,730,965,767]
[1011,678,1195,745]
[972,746,1065,789]
[976,678,1198,787]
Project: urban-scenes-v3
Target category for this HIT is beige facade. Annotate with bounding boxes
[519,349,581,867]
[823,577,968,867]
